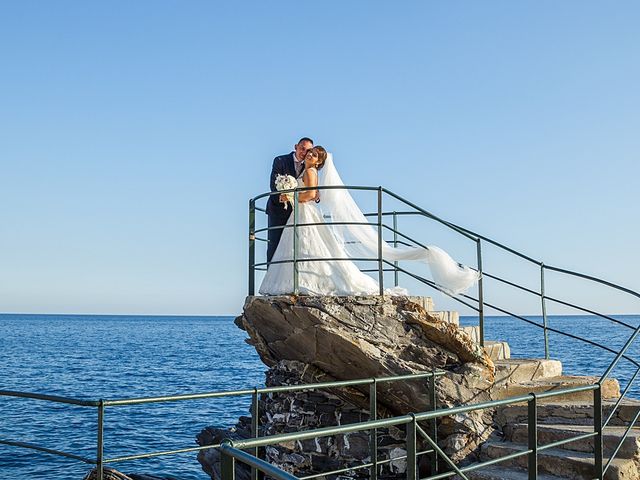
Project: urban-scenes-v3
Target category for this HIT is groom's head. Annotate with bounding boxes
[294,137,314,161]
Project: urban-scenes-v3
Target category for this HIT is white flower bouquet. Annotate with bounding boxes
[275,174,298,210]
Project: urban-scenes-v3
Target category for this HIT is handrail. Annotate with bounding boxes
[220,442,298,480]
[247,183,640,480]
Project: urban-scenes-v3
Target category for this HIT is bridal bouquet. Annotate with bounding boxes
[275,174,298,210]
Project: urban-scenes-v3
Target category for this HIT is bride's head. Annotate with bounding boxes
[305,146,327,169]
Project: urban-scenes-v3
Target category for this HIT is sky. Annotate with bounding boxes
[1,1,639,316]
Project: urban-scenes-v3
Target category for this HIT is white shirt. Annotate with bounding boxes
[294,153,304,177]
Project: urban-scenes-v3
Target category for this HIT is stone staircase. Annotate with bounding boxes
[419,298,640,480]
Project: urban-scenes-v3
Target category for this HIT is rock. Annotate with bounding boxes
[83,468,177,480]
[198,295,501,479]
[83,468,135,480]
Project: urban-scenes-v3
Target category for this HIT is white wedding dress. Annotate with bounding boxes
[259,154,479,296]
[259,171,381,295]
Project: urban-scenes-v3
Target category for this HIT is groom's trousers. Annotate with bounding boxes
[267,210,290,264]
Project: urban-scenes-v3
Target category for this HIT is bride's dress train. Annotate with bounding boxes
[259,155,479,296]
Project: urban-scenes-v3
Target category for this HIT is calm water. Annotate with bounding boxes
[1,313,639,479]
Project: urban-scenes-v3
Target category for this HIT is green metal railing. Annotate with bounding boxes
[219,384,606,480]
[3,186,640,480]
[248,185,640,479]
[0,371,444,479]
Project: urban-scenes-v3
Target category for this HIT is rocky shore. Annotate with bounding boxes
[197,295,497,479]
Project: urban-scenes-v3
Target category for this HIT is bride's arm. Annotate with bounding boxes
[297,168,318,202]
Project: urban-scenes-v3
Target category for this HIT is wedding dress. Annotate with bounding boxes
[259,171,381,295]
[259,154,479,296]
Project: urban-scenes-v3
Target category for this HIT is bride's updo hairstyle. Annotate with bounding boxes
[313,146,327,169]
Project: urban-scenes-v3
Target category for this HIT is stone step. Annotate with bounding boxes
[485,341,511,361]
[506,423,640,458]
[462,325,480,342]
[493,376,621,402]
[429,310,459,326]
[466,465,567,480]
[407,296,434,312]
[494,359,563,385]
[496,398,640,428]
[481,440,638,479]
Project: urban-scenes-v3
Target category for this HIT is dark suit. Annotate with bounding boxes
[266,152,304,262]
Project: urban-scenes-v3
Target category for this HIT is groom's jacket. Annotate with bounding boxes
[266,152,302,217]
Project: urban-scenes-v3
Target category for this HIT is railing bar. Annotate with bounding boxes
[221,444,297,480]
[0,438,95,464]
[299,449,435,480]
[380,189,478,241]
[603,406,640,474]
[480,301,640,366]
[600,325,640,383]
[0,390,98,406]
[481,271,540,296]
[233,388,599,449]
[97,400,104,480]
[534,384,597,400]
[104,443,223,463]
[299,462,374,479]
[255,221,379,235]
[480,301,545,328]
[416,424,469,480]
[536,432,598,452]
[253,184,382,201]
[544,296,636,330]
[381,224,432,252]
[543,325,640,368]
[604,366,640,427]
[544,265,640,300]
[255,257,381,268]
[253,188,640,300]
[4,372,446,409]
[105,389,257,405]
[424,449,534,480]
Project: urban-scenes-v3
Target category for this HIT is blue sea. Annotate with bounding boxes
[1,313,640,479]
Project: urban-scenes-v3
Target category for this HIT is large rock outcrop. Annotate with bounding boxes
[198,295,497,479]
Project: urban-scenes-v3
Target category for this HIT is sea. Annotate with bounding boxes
[1,313,640,479]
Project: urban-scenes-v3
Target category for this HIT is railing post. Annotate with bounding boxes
[96,399,105,480]
[248,199,256,296]
[540,264,550,359]
[528,394,537,480]
[393,211,399,287]
[293,191,299,295]
[251,388,259,480]
[476,239,485,347]
[594,386,603,479]
[369,379,378,480]
[377,187,384,297]
[407,414,417,480]
[428,370,438,475]
[221,442,236,480]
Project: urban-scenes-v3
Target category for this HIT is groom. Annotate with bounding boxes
[266,137,314,263]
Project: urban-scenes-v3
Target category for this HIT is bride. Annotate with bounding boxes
[259,147,479,296]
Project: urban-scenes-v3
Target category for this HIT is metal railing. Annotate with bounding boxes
[0,371,444,479]
[2,186,639,479]
[249,185,640,479]
[219,384,606,480]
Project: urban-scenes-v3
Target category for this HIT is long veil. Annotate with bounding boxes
[317,153,479,295]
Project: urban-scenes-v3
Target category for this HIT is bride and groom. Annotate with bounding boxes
[259,137,479,296]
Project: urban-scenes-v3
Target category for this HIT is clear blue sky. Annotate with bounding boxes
[1,2,638,315]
